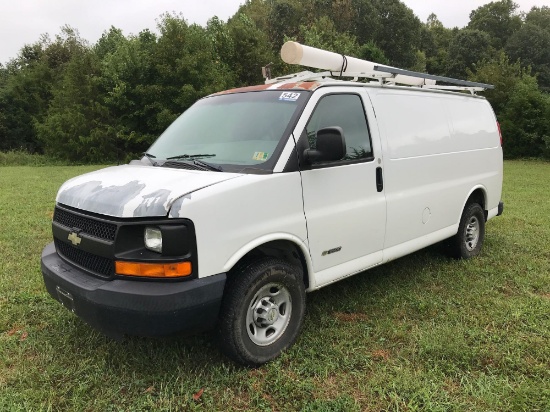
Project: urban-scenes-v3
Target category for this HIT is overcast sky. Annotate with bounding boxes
[1,0,548,65]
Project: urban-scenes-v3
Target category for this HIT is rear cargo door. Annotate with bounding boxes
[298,88,386,287]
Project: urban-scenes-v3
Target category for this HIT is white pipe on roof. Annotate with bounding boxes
[280,41,436,87]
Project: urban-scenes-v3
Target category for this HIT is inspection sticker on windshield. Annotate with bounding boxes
[253,152,269,161]
[279,92,300,101]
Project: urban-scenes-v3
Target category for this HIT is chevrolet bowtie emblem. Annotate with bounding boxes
[68,232,82,246]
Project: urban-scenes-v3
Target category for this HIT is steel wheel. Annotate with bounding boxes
[464,215,481,251]
[450,202,485,259]
[246,283,292,346]
[217,258,306,366]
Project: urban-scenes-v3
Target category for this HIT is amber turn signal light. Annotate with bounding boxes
[115,261,192,278]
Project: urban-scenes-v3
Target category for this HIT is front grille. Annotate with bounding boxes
[55,239,113,278]
[54,207,117,241]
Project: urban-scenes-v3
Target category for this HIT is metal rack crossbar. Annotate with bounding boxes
[373,65,494,89]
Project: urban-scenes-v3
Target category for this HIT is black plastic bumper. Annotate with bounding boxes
[41,242,226,337]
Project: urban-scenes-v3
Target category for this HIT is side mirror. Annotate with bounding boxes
[303,126,346,164]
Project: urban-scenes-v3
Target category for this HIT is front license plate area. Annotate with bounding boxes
[56,286,75,312]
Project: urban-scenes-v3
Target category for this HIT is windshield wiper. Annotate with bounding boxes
[142,152,158,166]
[193,159,223,172]
[166,153,216,160]
[163,153,222,172]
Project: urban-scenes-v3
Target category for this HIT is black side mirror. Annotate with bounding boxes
[303,126,346,164]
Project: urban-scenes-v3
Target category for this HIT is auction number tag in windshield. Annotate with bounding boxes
[279,92,301,102]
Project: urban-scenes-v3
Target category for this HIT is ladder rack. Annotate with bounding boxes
[265,70,492,95]
[273,42,494,95]
[373,65,494,90]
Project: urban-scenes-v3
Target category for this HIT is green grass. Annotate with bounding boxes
[1,161,549,411]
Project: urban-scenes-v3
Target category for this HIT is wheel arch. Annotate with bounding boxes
[461,186,488,221]
[223,235,314,290]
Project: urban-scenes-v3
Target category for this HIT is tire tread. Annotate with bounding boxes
[217,258,305,366]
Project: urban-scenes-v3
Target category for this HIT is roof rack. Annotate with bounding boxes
[373,65,494,90]
[273,42,494,95]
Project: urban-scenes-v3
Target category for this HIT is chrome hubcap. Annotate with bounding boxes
[465,216,480,251]
[246,283,292,346]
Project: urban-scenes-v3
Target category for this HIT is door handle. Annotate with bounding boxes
[376,167,383,192]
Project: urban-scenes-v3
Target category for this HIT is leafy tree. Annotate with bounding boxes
[35,42,114,162]
[207,17,235,75]
[154,14,233,118]
[506,23,550,90]
[330,0,355,33]
[410,50,427,73]
[421,14,454,75]
[368,0,422,68]
[468,0,522,49]
[499,76,550,159]
[358,41,389,65]
[468,52,530,115]
[469,54,550,159]
[95,26,126,59]
[267,0,306,49]
[446,29,492,78]
[2,0,549,162]
[0,27,85,152]
[100,29,160,156]
[235,0,271,33]
[352,0,381,47]
[0,65,7,147]
[299,16,360,56]
[524,5,550,29]
[226,14,276,85]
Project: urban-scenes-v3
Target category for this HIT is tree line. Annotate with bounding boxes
[0,0,549,162]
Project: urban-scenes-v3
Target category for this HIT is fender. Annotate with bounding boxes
[222,233,316,290]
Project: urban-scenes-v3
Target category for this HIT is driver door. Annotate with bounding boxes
[298,88,387,287]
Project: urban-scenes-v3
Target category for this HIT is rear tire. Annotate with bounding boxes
[450,202,485,259]
[217,258,306,366]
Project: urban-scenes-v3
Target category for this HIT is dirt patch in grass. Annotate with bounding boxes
[333,312,369,322]
[371,349,390,361]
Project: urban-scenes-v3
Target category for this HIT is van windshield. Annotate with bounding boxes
[147,90,309,172]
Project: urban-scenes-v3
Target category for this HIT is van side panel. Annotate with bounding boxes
[369,89,502,252]
[447,95,500,151]
[377,93,454,159]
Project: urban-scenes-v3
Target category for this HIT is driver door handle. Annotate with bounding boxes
[376,167,383,192]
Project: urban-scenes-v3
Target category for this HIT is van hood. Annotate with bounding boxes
[56,165,242,218]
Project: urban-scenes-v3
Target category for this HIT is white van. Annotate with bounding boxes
[41,43,504,366]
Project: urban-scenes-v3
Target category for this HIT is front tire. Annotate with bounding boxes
[217,258,306,366]
[450,202,485,259]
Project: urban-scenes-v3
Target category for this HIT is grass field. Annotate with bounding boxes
[1,161,549,411]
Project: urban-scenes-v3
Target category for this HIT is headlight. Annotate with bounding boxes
[144,227,162,253]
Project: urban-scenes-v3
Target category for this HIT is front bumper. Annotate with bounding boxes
[41,242,226,337]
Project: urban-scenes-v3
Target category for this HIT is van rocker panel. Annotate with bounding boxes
[41,242,226,336]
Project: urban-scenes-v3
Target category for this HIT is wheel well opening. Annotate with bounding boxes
[232,240,310,289]
[467,189,487,220]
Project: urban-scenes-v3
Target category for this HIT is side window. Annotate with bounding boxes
[306,94,373,160]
